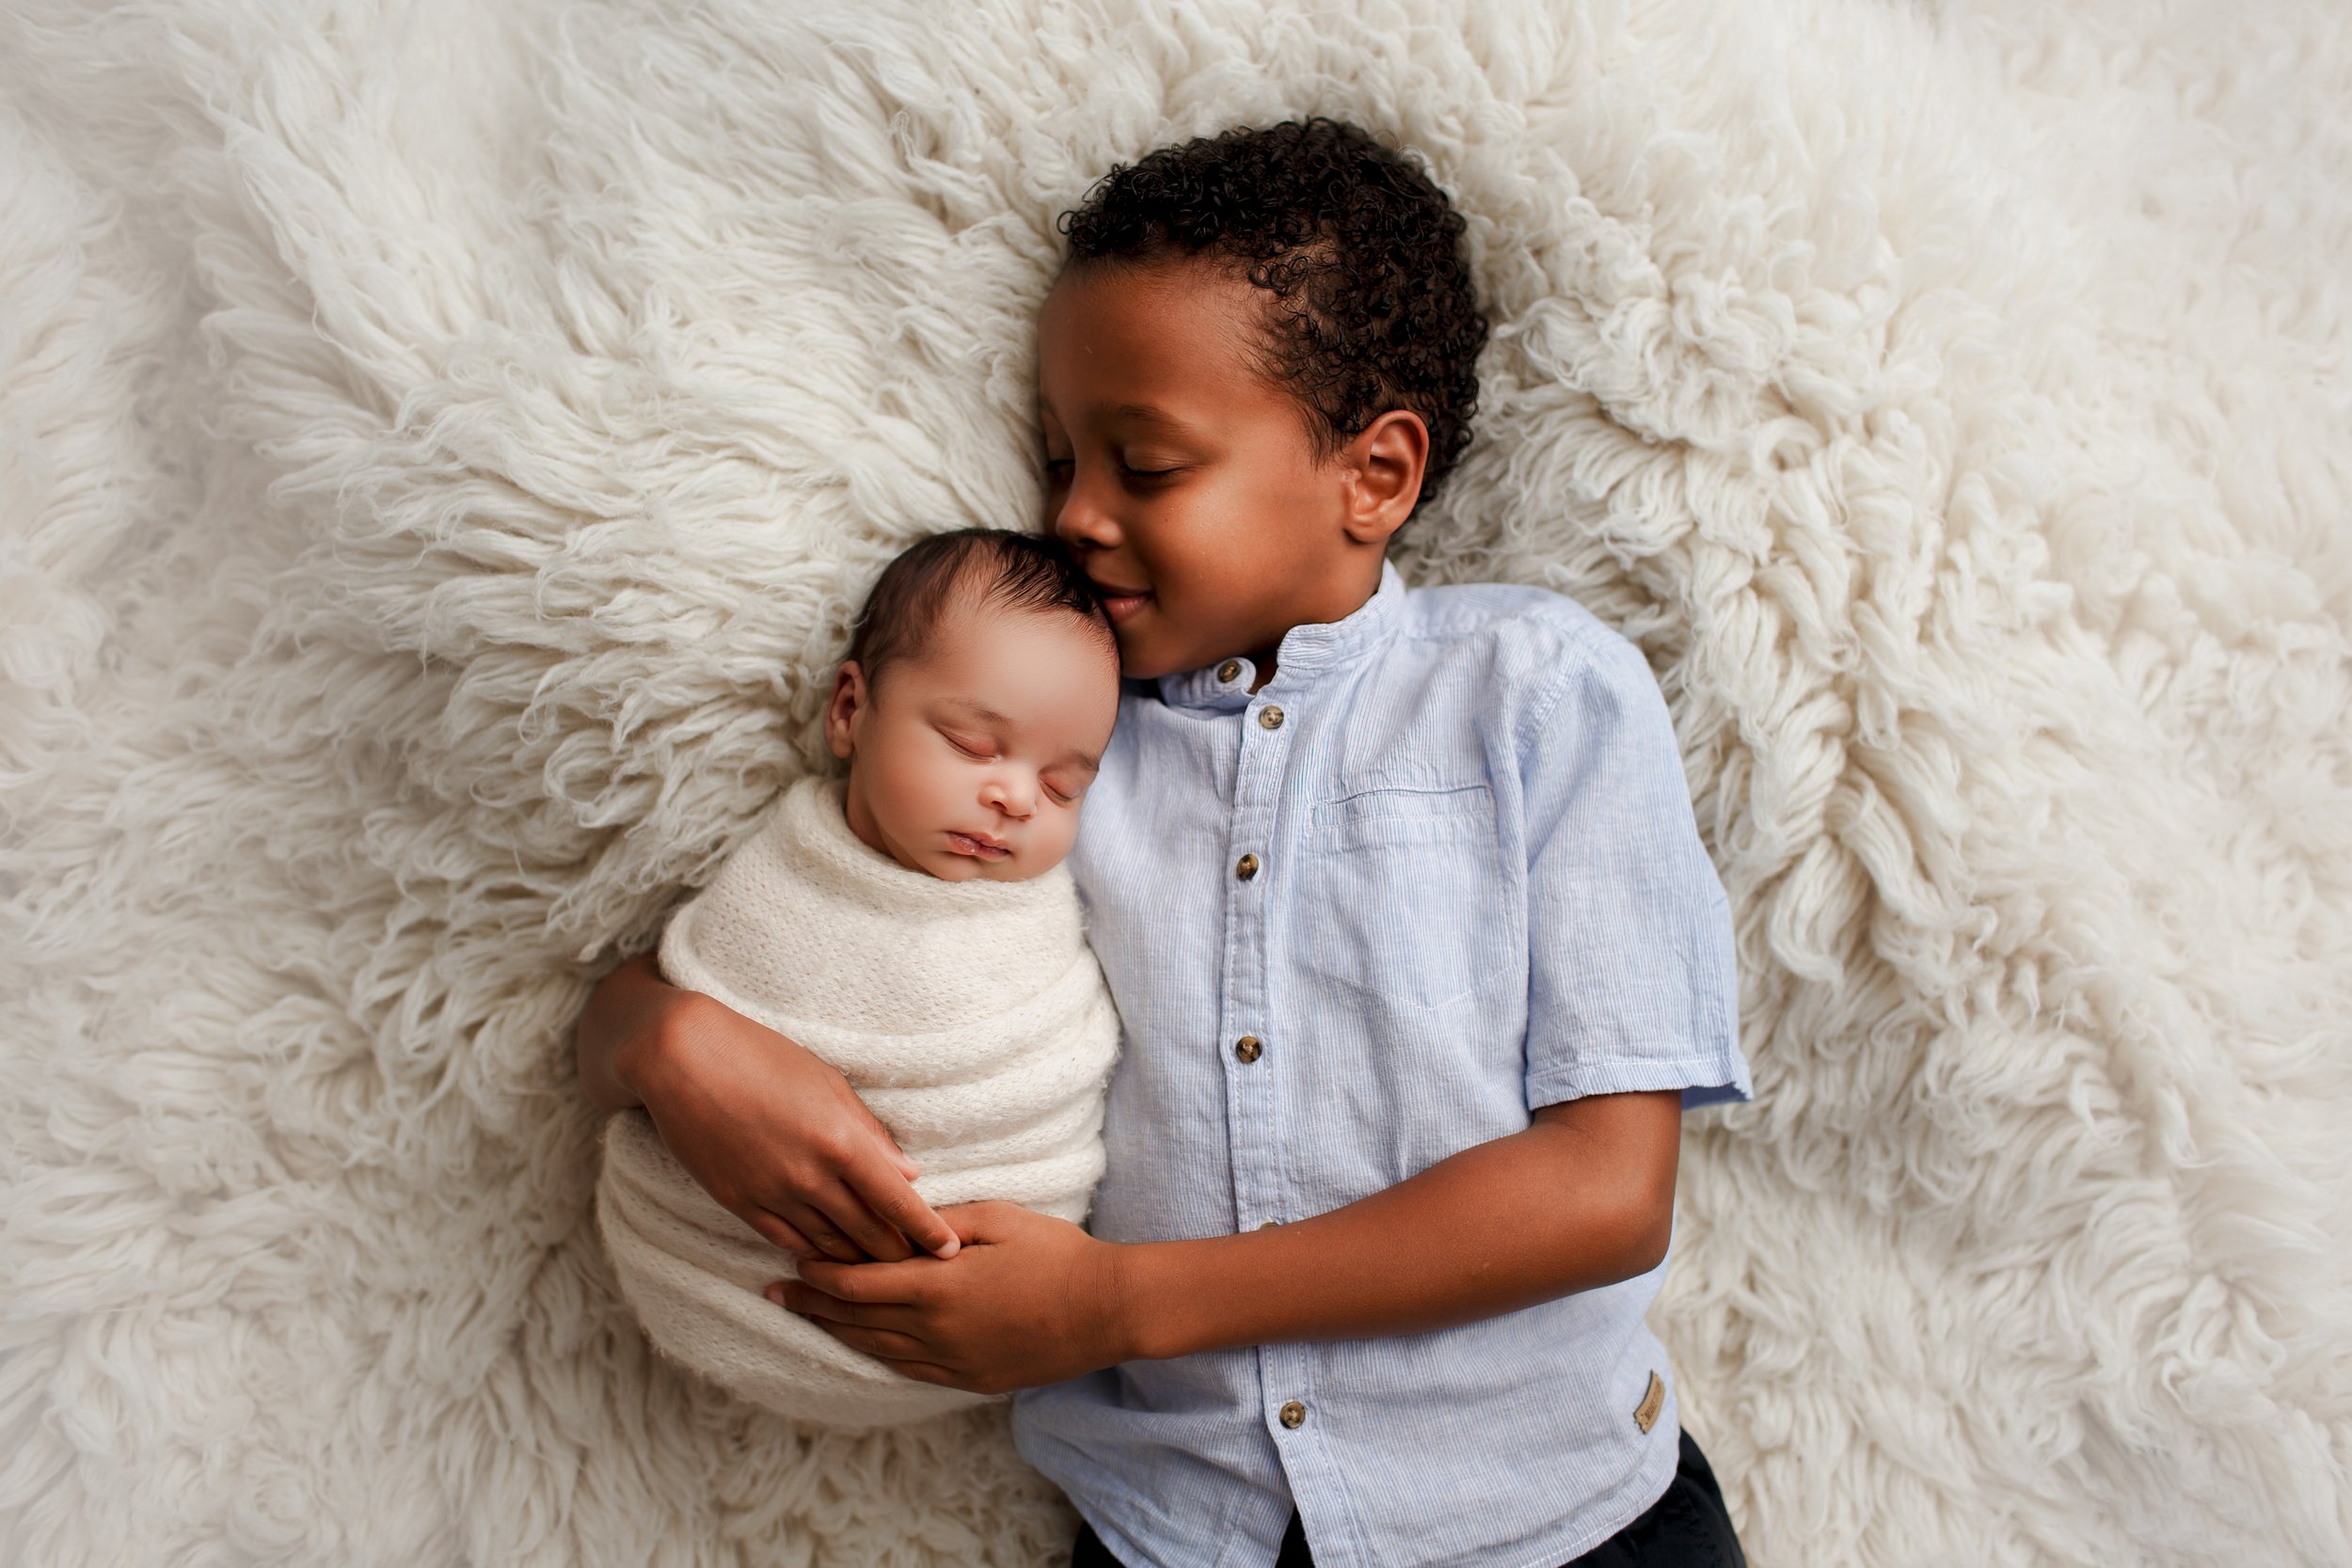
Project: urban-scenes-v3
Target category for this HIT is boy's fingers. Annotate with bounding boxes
[847,1098,924,1180]
[781,1199,877,1263]
[816,1180,925,1262]
[769,1282,921,1335]
[797,1254,930,1303]
[849,1159,961,1260]
[801,1319,933,1364]
[745,1210,819,1259]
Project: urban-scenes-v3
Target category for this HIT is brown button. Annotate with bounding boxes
[1235,853,1260,881]
[1259,705,1285,730]
[1216,659,1243,683]
[1233,1035,1263,1064]
[1278,1401,1307,1430]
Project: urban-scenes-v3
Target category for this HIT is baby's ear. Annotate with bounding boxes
[1341,410,1429,546]
[822,660,868,760]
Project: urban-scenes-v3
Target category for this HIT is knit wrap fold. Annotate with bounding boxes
[596,775,1119,1428]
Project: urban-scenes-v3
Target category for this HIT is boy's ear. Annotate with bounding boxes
[1340,410,1430,546]
[823,661,868,761]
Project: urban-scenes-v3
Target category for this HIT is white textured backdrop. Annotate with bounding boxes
[2,1,2347,1564]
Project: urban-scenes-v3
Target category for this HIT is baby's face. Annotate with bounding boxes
[827,597,1120,882]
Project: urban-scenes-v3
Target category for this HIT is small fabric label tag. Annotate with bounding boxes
[1632,1370,1665,1434]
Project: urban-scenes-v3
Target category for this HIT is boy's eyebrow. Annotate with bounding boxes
[1112,403,1195,432]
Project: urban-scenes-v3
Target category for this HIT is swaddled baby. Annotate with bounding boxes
[596,528,1123,1428]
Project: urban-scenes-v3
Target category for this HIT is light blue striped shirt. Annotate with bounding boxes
[1013,562,1752,1568]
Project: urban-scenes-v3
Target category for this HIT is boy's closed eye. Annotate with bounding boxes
[1041,452,1185,484]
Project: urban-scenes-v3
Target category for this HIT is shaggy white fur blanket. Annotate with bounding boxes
[597,774,1116,1430]
[2,1,2347,1565]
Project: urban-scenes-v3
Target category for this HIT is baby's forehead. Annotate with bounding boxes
[889,589,1116,690]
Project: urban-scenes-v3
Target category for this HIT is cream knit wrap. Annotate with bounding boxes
[595,775,1119,1428]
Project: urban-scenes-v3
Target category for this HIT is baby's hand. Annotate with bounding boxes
[769,1201,1130,1393]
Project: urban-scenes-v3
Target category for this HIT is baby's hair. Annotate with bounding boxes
[845,528,1115,689]
[1057,118,1487,512]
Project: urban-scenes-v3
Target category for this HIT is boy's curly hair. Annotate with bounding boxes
[1057,119,1486,512]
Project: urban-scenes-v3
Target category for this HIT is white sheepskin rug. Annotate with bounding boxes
[4,1,2347,1564]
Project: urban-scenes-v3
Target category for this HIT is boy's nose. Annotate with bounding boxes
[1050,475,1120,550]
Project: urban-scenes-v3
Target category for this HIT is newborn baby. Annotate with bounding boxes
[596,528,1123,1428]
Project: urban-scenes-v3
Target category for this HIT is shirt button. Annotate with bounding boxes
[1233,1035,1263,1064]
[1279,1401,1307,1430]
[1259,705,1285,731]
[1217,659,1243,683]
[1235,853,1261,881]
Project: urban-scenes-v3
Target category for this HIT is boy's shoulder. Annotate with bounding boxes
[1400,578,1614,642]
[1392,578,1650,702]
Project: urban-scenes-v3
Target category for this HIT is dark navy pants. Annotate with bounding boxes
[1072,1431,1747,1568]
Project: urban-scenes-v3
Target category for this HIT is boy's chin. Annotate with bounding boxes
[1112,629,1197,682]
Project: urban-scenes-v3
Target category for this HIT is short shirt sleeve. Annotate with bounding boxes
[1519,628,1751,1112]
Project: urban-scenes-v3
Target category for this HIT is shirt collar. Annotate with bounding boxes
[1156,561,1406,712]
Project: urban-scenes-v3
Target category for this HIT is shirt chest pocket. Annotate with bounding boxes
[1295,784,1515,1013]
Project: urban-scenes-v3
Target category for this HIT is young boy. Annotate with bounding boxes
[576,119,1752,1567]
[595,529,1124,1429]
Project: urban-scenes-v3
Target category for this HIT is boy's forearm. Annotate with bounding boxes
[1110,1091,1681,1363]
[575,954,675,1115]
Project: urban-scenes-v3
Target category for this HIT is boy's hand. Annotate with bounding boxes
[576,955,959,1264]
[770,1201,1129,1393]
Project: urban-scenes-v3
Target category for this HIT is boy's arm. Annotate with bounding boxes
[575,953,672,1115]
[777,1087,1678,1390]
[575,954,961,1263]
[1119,1088,1678,1359]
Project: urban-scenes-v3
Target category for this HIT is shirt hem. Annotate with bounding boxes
[1525,1051,1754,1108]
[1469,1417,1681,1568]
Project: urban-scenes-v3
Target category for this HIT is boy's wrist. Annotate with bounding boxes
[612,981,694,1109]
[1104,1238,1211,1364]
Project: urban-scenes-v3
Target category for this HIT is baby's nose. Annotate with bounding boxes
[983,776,1035,817]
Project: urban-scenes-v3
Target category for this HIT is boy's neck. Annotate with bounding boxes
[1232,559,1388,692]
[1245,648,1278,693]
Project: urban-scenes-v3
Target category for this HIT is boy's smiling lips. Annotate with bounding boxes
[1088,577,1154,623]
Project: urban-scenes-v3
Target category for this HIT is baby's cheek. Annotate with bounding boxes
[1029,818,1081,877]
